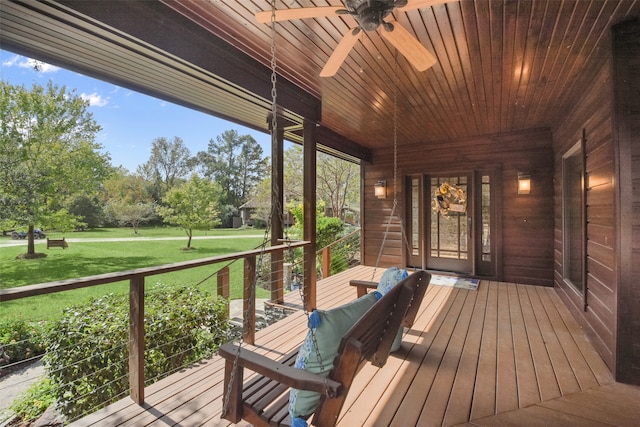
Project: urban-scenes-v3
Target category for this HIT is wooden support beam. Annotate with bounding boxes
[303,118,317,311]
[243,255,257,345]
[270,121,285,304]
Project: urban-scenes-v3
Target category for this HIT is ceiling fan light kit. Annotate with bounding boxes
[256,0,453,77]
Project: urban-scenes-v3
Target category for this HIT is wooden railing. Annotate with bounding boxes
[0,241,309,405]
[316,228,361,279]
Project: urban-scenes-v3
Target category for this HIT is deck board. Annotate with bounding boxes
[67,265,640,427]
[469,281,498,420]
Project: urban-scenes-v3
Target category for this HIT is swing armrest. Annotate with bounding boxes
[349,280,378,298]
[218,343,344,397]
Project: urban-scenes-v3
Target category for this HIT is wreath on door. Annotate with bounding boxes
[432,182,467,216]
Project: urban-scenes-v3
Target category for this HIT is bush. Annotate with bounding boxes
[0,319,47,367]
[10,377,56,423]
[43,284,230,420]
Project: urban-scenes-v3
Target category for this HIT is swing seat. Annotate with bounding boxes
[218,270,431,427]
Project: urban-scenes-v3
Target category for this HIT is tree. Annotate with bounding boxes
[196,130,268,210]
[316,152,359,221]
[283,145,303,201]
[0,80,111,257]
[279,145,360,221]
[105,201,156,233]
[156,175,221,249]
[101,168,156,228]
[67,194,104,228]
[137,136,194,201]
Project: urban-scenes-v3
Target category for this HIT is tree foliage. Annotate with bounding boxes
[136,136,194,201]
[105,201,156,233]
[156,174,222,248]
[254,144,360,224]
[102,168,156,228]
[0,80,111,255]
[196,130,268,209]
[317,152,359,221]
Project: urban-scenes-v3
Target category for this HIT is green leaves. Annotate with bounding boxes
[157,174,222,247]
[43,284,230,420]
[0,80,111,253]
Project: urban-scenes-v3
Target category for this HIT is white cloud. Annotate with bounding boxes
[80,92,109,107]
[2,55,59,73]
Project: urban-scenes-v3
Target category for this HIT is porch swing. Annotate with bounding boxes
[218,4,430,426]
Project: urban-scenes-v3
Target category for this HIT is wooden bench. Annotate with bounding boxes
[47,238,68,249]
[349,274,429,335]
[218,270,431,427]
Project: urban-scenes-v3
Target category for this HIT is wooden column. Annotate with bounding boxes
[129,276,145,404]
[612,19,640,385]
[243,255,257,345]
[270,120,285,303]
[303,118,317,311]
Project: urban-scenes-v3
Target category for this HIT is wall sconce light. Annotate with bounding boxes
[374,180,387,199]
[517,172,531,195]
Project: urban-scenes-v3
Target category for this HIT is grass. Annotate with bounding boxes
[0,227,274,322]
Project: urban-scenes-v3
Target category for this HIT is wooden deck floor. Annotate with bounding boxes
[69,266,640,426]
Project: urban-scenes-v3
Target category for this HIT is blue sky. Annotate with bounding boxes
[0,50,275,172]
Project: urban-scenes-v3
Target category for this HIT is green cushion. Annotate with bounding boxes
[289,291,380,420]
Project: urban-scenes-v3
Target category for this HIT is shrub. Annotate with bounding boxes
[43,284,230,420]
[10,377,56,423]
[0,319,47,367]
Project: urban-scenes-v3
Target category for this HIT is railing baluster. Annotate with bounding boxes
[217,266,230,317]
[322,247,331,278]
[129,275,145,404]
[271,248,284,303]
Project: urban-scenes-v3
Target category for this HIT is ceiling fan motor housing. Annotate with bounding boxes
[345,0,396,31]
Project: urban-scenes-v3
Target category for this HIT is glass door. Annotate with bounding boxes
[427,175,473,273]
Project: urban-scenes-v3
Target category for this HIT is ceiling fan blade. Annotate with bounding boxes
[398,0,459,12]
[255,6,344,24]
[380,21,436,71]
[320,29,361,77]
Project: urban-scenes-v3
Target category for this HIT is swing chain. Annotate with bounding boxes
[223,0,330,415]
[371,50,400,281]
[223,1,280,418]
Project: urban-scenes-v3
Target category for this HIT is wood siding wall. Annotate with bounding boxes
[363,128,554,286]
[552,19,640,385]
[613,19,640,385]
[551,31,619,375]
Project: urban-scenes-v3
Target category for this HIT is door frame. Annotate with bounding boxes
[404,168,502,279]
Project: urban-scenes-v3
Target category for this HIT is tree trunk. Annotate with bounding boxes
[27,224,35,255]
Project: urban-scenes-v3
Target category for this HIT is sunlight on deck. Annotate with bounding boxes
[69,266,640,427]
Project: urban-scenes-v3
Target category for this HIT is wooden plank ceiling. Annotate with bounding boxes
[165,0,640,152]
[2,1,640,157]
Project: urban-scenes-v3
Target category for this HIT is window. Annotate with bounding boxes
[562,141,585,293]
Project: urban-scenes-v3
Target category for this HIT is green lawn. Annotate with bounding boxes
[4,225,266,239]
[0,227,273,322]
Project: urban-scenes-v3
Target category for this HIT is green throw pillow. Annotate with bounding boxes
[289,291,380,422]
[376,267,409,352]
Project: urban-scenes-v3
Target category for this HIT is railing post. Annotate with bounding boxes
[129,276,145,404]
[271,249,284,304]
[321,247,331,279]
[243,255,256,345]
[217,266,230,318]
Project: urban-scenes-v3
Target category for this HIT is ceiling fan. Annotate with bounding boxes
[256,0,455,77]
